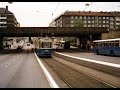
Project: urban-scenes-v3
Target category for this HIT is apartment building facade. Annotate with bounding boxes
[0,6,19,28]
[0,6,21,49]
[49,10,120,30]
[49,11,120,48]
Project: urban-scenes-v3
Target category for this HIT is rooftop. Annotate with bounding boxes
[63,11,120,16]
[0,7,12,14]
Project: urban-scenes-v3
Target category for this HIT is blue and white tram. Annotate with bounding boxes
[34,37,52,57]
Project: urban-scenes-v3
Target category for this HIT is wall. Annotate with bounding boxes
[102,30,120,39]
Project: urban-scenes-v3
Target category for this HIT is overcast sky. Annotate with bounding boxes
[0,2,120,27]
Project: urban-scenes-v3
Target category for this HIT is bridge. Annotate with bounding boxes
[0,27,108,49]
[0,27,108,37]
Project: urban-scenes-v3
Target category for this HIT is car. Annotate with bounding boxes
[27,43,30,46]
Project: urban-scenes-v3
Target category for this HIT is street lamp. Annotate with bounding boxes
[83,3,89,11]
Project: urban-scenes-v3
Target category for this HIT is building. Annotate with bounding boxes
[49,10,120,30]
[49,19,56,27]
[110,11,120,29]
[0,6,21,49]
[0,6,18,28]
[49,10,120,49]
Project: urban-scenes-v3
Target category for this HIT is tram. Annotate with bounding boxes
[34,37,52,57]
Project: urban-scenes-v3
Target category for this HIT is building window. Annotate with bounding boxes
[88,16,91,19]
[71,20,74,23]
[84,16,86,19]
[88,25,91,27]
[92,21,94,23]
[75,16,78,19]
[92,25,94,27]
[106,25,109,27]
[1,15,6,17]
[115,17,119,19]
[103,17,105,19]
[84,24,86,27]
[99,21,101,23]
[110,17,113,20]
[106,21,109,23]
[106,17,109,19]
[84,21,86,23]
[1,24,6,26]
[88,21,91,23]
[99,25,101,27]
[60,20,62,23]
[95,16,98,19]
[71,16,74,19]
[103,21,105,23]
[99,17,101,19]
[92,16,94,19]
[79,16,82,19]
[71,24,74,27]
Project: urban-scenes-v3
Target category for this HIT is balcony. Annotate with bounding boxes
[0,17,7,19]
[0,22,7,24]
[116,18,120,21]
[116,23,120,25]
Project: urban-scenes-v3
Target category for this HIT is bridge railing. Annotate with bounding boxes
[0,27,108,37]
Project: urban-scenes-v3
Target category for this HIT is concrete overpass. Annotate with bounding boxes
[0,27,108,37]
[0,27,109,49]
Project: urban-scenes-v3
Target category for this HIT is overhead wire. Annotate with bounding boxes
[49,2,60,23]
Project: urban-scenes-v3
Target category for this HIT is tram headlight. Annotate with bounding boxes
[46,50,48,52]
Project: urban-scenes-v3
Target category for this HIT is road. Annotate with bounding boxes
[0,44,50,88]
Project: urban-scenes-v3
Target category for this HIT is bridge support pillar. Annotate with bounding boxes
[76,37,80,49]
[0,37,3,50]
[29,37,33,44]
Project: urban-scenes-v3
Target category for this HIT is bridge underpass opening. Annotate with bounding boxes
[0,35,102,52]
[0,34,102,51]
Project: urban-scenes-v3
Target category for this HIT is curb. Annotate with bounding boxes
[34,52,59,88]
[53,51,120,77]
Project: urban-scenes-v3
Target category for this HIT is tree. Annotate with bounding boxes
[73,19,84,27]
[72,19,84,47]
[118,25,120,30]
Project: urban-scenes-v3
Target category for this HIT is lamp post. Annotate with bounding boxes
[83,3,89,11]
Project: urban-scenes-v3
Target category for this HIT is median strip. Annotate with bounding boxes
[54,51,120,77]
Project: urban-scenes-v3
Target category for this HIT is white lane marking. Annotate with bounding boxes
[55,52,120,68]
[34,52,59,88]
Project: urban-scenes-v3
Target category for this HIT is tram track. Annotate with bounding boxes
[41,57,116,88]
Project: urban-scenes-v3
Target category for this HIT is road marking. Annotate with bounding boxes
[34,52,59,88]
[55,52,120,68]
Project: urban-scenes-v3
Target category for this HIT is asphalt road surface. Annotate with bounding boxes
[0,44,50,88]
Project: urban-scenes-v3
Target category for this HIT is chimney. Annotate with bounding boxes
[6,6,8,11]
